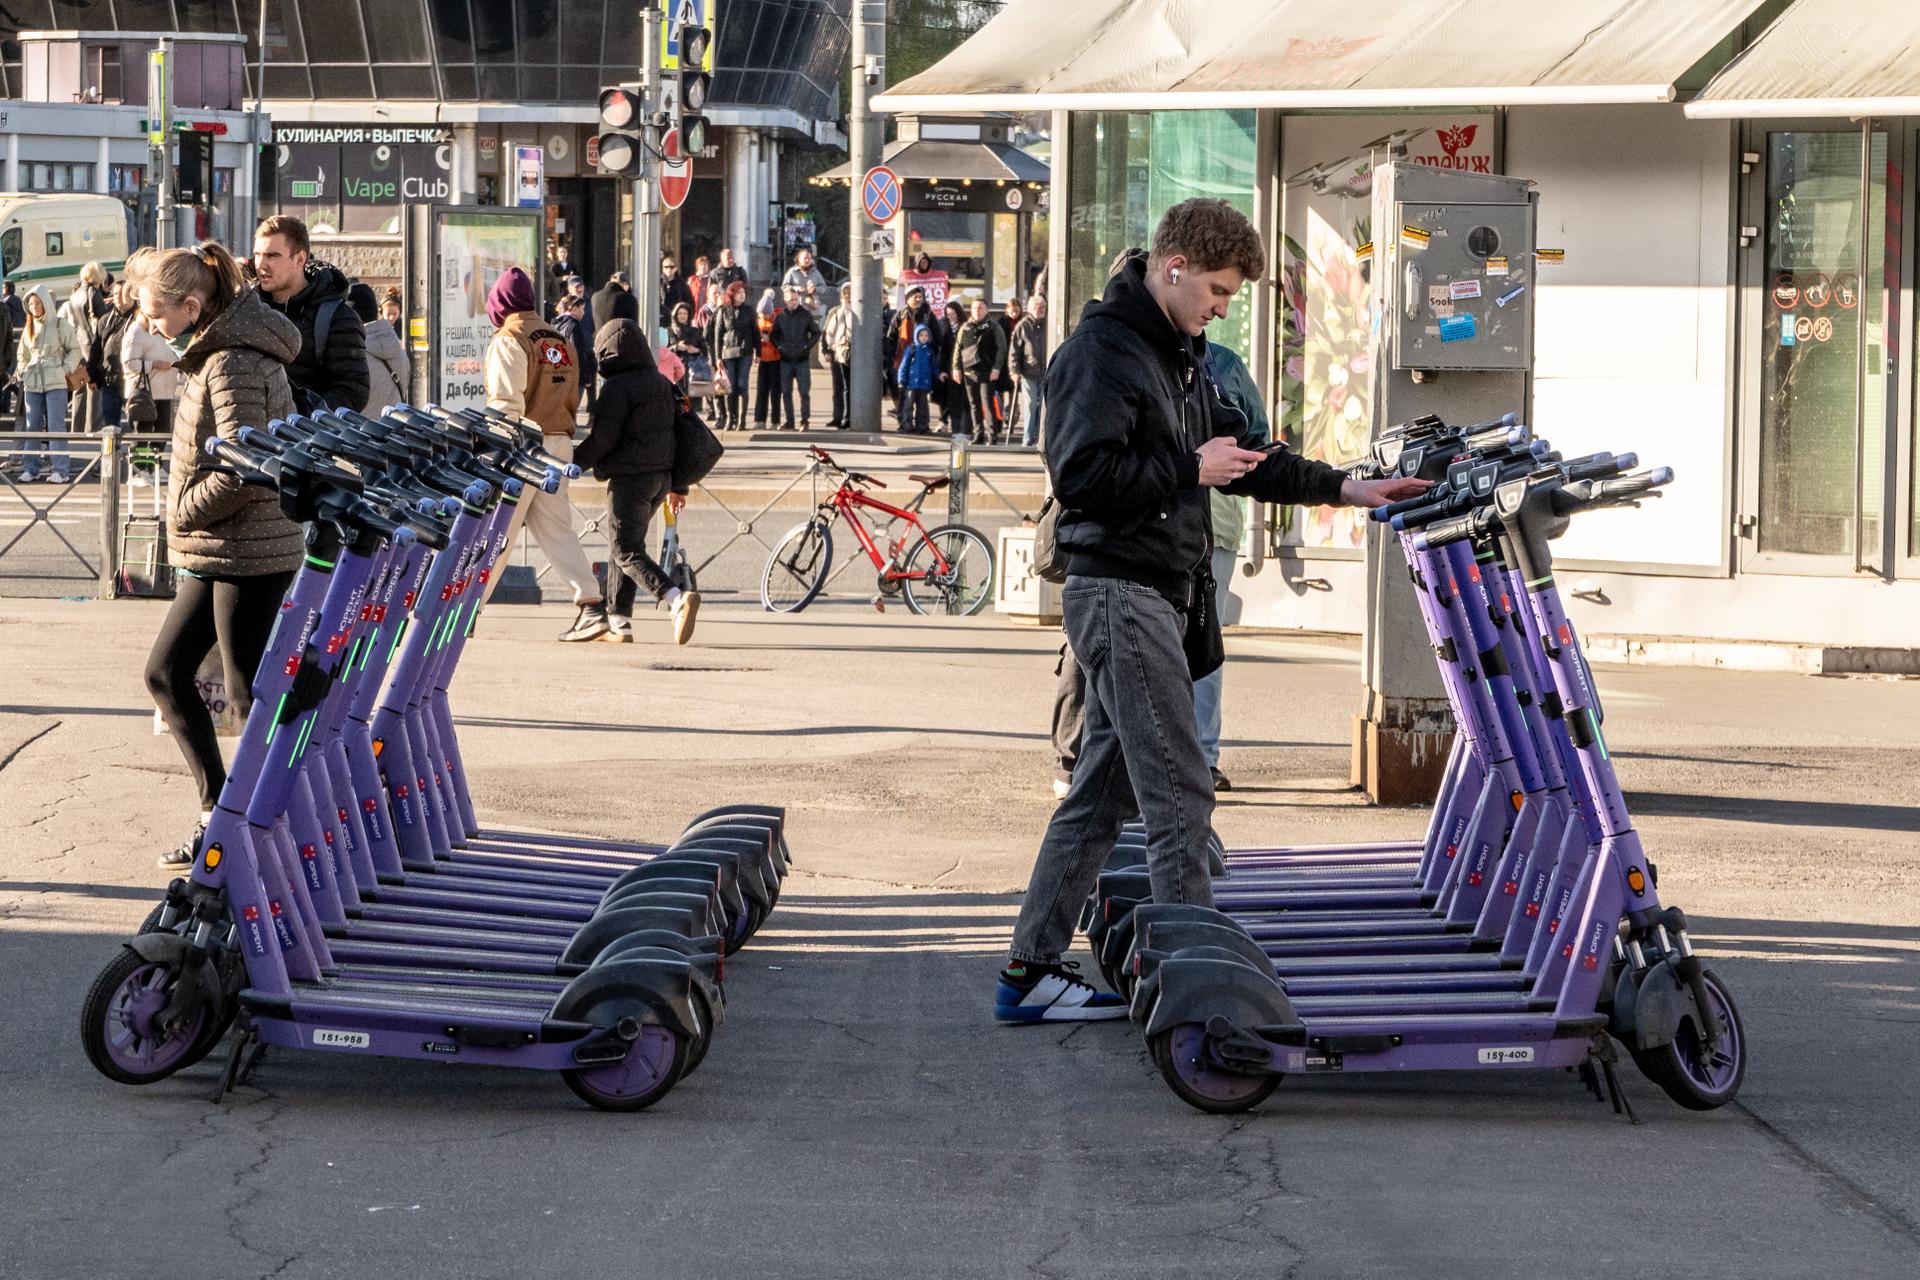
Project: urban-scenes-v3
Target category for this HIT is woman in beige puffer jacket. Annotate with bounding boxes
[128,241,306,867]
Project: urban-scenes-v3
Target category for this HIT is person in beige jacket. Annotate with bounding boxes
[482,265,607,639]
[129,241,305,867]
[14,284,85,482]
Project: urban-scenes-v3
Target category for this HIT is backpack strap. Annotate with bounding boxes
[313,298,340,358]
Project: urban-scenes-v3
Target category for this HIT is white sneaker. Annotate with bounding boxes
[670,590,700,645]
[600,615,633,643]
[558,603,610,643]
[1052,778,1071,801]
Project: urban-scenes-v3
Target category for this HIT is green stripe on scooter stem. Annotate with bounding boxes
[387,617,409,660]
[305,553,336,570]
[288,714,315,766]
[1585,708,1609,760]
[264,691,288,745]
[1526,574,1554,588]
[359,626,379,671]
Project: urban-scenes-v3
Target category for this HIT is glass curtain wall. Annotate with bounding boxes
[1065,110,1258,359]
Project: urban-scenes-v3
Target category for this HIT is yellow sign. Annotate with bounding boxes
[1536,248,1566,264]
[146,49,168,145]
[661,0,718,72]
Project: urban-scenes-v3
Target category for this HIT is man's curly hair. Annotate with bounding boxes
[1148,198,1265,281]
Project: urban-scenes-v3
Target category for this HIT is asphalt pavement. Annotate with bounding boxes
[1,597,1916,1278]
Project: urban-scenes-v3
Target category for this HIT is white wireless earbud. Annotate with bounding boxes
[1171,268,1181,283]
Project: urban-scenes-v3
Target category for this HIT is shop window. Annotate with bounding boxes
[1757,130,1888,561]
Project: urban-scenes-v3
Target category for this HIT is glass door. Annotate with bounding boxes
[1742,126,1894,574]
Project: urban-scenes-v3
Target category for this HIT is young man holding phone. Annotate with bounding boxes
[996,199,1430,1023]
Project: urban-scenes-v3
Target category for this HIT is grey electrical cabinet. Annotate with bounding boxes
[1380,173,1537,371]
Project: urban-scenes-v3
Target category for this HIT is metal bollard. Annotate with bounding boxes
[947,430,969,528]
[98,426,121,598]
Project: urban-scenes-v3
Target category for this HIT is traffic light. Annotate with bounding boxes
[675,24,711,155]
[176,129,214,205]
[595,86,647,177]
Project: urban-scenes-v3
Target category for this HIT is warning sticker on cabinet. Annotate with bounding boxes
[1449,279,1483,301]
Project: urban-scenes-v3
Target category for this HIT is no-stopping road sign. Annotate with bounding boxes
[661,127,692,211]
[862,164,901,225]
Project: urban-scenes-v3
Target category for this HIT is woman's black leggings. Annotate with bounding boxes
[144,570,295,810]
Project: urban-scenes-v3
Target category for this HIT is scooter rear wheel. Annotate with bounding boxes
[1149,1022,1281,1114]
[81,949,210,1085]
[1635,967,1746,1111]
[562,1024,690,1112]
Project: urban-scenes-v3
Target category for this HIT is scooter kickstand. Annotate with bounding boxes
[213,1020,263,1102]
[1585,1037,1639,1125]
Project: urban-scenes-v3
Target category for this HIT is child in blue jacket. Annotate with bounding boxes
[895,324,937,434]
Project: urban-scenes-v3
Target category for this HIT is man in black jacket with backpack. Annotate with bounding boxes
[993,199,1430,1024]
[252,215,369,413]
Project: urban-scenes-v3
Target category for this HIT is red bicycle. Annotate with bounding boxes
[760,446,996,616]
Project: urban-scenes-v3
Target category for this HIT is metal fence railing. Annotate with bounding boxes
[0,428,1045,602]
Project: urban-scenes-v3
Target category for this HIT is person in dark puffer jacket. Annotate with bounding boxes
[131,240,305,869]
[252,214,368,412]
[574,319,699,646]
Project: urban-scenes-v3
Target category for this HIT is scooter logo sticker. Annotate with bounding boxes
[314,1029,372,1049]
[269,899,297,951]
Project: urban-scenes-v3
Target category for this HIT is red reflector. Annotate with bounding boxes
[1445,844,1458,859]
[395,785,409,799]
[1503,881,1518,896]
[1581,954,1599,971]
[1557,624,1572,646]
[1524,903,1540,918]
[1500,593,1511,613]
[1467,563,1481,583]
[269,900,283,917]
[300,844,316,859]
[440,585,453,600]
[243,904,259,921]
[374,605,388,622]
[283,656,301,676]
[1467,872,1483,887]
[326,633,345,654]
[362,798,378,812]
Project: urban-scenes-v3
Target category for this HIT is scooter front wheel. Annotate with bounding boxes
[562,1024,690,1112]
[1635,967,1746,1111]
[1149,1023,1281,1114]
[81,948,211,1085]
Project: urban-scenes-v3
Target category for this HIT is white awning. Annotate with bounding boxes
[873,0,1764,114]
[1686,0,1920,118]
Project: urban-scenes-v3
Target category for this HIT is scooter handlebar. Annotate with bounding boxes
[1412,509,1488,551]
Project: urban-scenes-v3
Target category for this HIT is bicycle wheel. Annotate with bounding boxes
[901,524,995,617]
[761,519,833,613]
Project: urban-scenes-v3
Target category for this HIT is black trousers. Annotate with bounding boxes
[830,357,850,423]
[964,377,998,439]
[903,388,930,433]
[144,569,295,810]
[754,360,780,424]
[603,471,675,617]
[779,359,810,425]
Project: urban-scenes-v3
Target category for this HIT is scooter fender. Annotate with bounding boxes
[1631,957,1705,1052]
[561,903,702,967]
[1129,944,1274,1024]
[549,957,703,1043]
[1608,964,1640,1043]
[1130,920,1273,987]
[1141,954,1297,1046]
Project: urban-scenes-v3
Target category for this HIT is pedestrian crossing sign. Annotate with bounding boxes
[663,0,718,72]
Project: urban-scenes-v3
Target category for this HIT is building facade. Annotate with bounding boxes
[883,0,1920,652]
[0,1,849,291]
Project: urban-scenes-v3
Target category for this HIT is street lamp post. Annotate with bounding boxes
[847,2,886,432]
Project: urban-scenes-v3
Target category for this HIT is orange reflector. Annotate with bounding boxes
[1626,867,1646,894]
[204,844,222,869]
[1510,791,1524,812]
[372,738,385,758]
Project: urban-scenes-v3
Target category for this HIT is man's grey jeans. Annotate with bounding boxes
[1010,575,1216,964]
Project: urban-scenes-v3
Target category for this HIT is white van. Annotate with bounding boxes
[0,194,132,299]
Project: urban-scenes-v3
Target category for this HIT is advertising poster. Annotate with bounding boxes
[436,211,541,411]
[272,125,453,235]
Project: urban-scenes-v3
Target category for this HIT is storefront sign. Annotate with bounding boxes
[1408,123,1492,175]
[908,183,1040,215]
[274,125,453,233]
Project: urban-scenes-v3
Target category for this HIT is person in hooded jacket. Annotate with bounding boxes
[129,241,305,868]
[894,322,938,434]
[482,266,606,639]
[937,299,969,433]
[705,280,755,429]
[752,289,782,429]
[575,319,701,646]
[891,286,936,427]
[252,215,368,412]
[993,200,1430,1024]
[92,279,138,429]
[347,281,410,414]
[14,284,86,482]
[667,300,708,413]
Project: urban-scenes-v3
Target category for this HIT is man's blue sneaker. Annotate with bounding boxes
[994,960,1128,1023]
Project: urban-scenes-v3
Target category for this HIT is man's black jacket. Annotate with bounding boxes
[956,317,1005,379]
[1044,251,1346,601]
[576,322,678,481]
[265,261,369,412]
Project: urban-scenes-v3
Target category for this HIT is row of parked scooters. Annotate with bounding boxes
[1087,414,1748,1114]
[81,405,791,1111]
